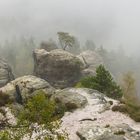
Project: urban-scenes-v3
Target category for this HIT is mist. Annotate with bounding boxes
[1,1,140,136]
[0,0,140,55]
[0,0,140,81]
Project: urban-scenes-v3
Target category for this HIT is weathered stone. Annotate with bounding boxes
[33,49,84,88]
[0,59,14,87]
[77,124,140,140]
[51,89,88,111]
[0,75,55,104]
[77,50,103,70]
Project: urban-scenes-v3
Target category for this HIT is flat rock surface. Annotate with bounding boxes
[60,88,140,140]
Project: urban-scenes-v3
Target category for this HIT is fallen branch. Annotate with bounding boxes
[79,118,97,122]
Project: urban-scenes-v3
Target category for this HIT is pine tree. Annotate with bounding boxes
[77,65,123,99]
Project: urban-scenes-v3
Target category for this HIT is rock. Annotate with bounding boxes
[0,107,17,127]
[64,88,110,113]
[77,50,103,70]
[33,49,84,88]
[0,58,14,87]
[64,88,107,104]
[77,124,140,140]
[81,69,96,78]
[51,89,88,111]
[0,75,55,104]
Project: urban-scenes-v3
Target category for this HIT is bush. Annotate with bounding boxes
[0,91,67,140]
[76,65,123,99]
[18,91,65,126]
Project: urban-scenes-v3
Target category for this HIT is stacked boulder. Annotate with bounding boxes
[33,49,84,88]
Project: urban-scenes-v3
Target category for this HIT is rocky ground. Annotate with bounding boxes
[60,88,140,140]
[0,48,140,140]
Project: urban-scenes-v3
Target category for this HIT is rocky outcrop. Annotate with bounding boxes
[77,50,103,70]
[0,59,14,88]
[0,75,54,105]
[51,89,88,111]
[33,49,84,88]
[77,124,140,140]
[60,88,140,140]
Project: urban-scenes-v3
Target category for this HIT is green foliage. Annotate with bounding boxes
[76,65,123,99]
[0,131,9,140]
[18,91,64,126]
[0,127,29,140]
[0,91,12,107]
[0,91,67,140]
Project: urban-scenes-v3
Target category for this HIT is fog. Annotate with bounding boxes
[1,0,140,86]
[0,0,140,54]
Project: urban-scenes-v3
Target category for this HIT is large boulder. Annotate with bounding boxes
[0,75,54,105]
[51,89,88,111]
[0,59,14,87]
[33,49,84,88]
[77,50,103,70]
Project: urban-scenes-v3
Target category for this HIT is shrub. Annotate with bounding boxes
[76,65,123,99]
[0,91,67,140]
[18,91,65,126]
[0,91,13,107]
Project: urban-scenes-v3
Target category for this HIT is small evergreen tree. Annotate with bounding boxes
[77,65,122,99]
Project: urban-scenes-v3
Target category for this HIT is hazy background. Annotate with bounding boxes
[0,0,140,55]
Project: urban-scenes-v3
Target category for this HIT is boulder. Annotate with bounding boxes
[0,59,14,87]
[81,68,96,78]
[51,89,88,111]
[77,124,140,140]
[77,50,103,70]
[0,75,55,105]
[60,88,109,112]
[64,88,107,104]
[33,49,84,88]
[0,107,17,128]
